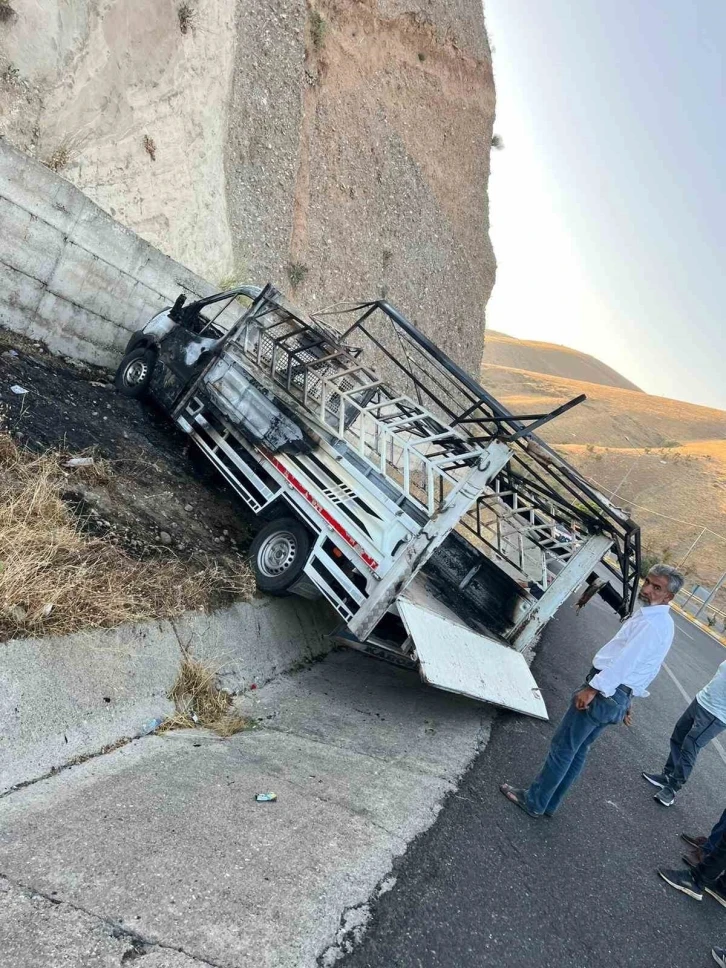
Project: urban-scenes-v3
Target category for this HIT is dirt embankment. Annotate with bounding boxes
[0,330,258,641]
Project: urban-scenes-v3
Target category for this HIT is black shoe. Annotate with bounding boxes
[657,867,703,900]
[713,948,726,967]
[642,771,669,789]
[655,786,676,807]
[705,883,726,909]
[681,832,708,849]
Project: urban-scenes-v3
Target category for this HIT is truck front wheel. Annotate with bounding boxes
[114,347,156,398]
[250,517,311,595]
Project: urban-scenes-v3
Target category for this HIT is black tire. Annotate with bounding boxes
[114,347,156,399]
[249,516,311,595]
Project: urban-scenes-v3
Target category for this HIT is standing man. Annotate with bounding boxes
[642,659,726,806]
[500,564,683,818]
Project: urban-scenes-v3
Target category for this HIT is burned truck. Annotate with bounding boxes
[114,284,641,720]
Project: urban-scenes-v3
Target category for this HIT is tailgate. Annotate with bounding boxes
[397,588,548,720]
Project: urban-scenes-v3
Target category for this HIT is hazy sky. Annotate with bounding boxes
[484,0,725,411]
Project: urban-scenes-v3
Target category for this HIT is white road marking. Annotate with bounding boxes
[676,623,695,641]
[663,662,726,768]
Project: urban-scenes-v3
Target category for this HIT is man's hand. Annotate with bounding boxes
[574,686,598,710]
[624,708,633,727]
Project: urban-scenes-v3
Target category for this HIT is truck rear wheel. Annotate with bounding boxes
[250,517,311,595]
[114,347,156,398]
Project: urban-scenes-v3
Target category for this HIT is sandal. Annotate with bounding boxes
[499,783,542,818]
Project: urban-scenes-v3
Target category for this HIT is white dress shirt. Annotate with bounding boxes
[589,604,674,698]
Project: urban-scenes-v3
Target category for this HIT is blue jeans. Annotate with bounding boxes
[524,685,630,816]
[705,807,726,856]
[663,697,726,792]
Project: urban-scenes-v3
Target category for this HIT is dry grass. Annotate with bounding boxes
[177,2,196,34]
[45,140,71,172]
[162,655,250,736]
[0,433,254,641]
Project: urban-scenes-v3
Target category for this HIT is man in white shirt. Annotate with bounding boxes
[500,563,683,817]
[642,659,726,806]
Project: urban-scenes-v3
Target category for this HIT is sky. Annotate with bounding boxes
[483,0,726,411]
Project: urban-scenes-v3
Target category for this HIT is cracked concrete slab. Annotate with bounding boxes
[0,650,493,967]
[0,876,208,968]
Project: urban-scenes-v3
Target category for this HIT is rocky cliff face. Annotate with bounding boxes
[0,0,495,374]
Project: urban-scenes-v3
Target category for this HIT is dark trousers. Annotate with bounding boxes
[694,829,726,887]
[663,697,726,791]
[705,807,726,856]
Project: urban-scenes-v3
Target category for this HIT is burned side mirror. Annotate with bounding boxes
[169,293,187,321]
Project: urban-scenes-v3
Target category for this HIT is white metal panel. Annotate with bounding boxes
[397,598,549,720]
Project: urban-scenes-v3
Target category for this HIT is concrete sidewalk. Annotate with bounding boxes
[0,650,492,968]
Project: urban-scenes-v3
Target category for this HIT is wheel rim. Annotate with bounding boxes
[124,358,149,387]
[257,531,298,578]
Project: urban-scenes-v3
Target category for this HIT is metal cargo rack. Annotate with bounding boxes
[188,285,640,619]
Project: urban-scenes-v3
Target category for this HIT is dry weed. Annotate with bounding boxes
[45,141,71,172]
[143,134,157,161]
[162,655,250,736]
[0,433,255,641]
[177,2,196,34]
[286,261,308,288]
[309,9,326,50]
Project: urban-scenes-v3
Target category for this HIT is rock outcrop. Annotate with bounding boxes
[0,0,495,373]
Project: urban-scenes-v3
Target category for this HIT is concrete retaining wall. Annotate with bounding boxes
[0,140,219,368]
[0,596,335,795]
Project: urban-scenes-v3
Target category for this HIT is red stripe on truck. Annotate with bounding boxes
[265,453,379,571]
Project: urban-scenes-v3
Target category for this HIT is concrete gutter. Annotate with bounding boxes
[0,649,492,968]
[0,596,335,795]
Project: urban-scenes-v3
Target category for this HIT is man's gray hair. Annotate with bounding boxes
[648,563,685,596]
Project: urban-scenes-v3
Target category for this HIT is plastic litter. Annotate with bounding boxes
[2,349,18,358]
[141,717,164,735]
[64,457,95,468]
[254,792,277,803]
[10,385,28,395]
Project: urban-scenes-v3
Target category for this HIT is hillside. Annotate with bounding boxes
[484,331,642,392]
[480,337,726,590]
[480,364,726,449]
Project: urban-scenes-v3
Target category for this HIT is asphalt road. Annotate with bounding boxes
[337,600,726,968]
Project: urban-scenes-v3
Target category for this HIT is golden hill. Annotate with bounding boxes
[481,364,726,450]
[480,337,726,590]
[484,331,642,392]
